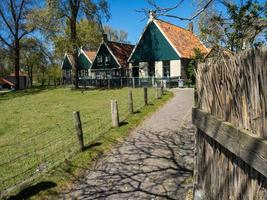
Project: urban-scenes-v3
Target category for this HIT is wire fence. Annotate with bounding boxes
[0,87,162,198]
[78,77,182,89]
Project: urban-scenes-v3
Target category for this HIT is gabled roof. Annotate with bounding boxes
[62,50,96,70]
[82,50,97,63]
[129,18,208,61]
[154,19,208,59]
[106,41,134,67]
[0,78,15,86]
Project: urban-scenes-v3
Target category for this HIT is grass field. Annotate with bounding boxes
[0,86,171,197]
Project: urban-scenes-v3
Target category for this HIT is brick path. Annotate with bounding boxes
[63,88,195,200]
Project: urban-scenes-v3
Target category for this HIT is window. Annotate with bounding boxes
[97,56,103,65]
[163,60,170,77]
[105,55,110,65]
[95,71,100,79]
[148,61,155,77]
[106,71,111,78]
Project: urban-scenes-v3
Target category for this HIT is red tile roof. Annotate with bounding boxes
[0,78,15,86]
[83,50,97,62]
[155,19,208,59]
[107,42,134,67]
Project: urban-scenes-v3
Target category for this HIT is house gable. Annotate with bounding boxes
[78,52,91,70]
[129,21,180,63]
[91,44,120,70]
[62,52,93,70]
[62,55,72,70]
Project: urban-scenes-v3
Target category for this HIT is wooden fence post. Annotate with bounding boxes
[132,77,135,88]
[160,86,164,96]
[120,78,123,88]
[144,87,148,106]
[108,79,111,89]
[73,111,84,151]
[111,100,119,127]
[128,90,134,114]
[155,87,160,99]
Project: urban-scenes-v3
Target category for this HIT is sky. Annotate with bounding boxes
[103,0,199,44]
[103,0,266,44]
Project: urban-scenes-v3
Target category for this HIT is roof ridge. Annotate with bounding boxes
[154,18,194,34]
[107,41,134,47]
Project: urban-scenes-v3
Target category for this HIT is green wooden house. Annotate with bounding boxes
[128,12,208,78]
[90,35,134,79]
[61,49,96,82]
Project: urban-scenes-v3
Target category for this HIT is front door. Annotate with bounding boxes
[132,67,139,77]
[148,61,155,77]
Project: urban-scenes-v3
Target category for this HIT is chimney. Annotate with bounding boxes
[188,22,193,33]
[102,33,108,43]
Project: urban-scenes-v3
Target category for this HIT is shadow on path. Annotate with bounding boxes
[60,118,195,200]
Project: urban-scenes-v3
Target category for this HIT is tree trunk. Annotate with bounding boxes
[14,40,20,90]
[70,15,79,89]
[30,66,33,87]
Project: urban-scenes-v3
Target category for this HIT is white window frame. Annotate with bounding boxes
[105,55,110,65]
[97,56,103,65]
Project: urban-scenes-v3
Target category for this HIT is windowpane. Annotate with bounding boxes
[163,60,170,77]
[105,55,110,65]
[97,56,103,65]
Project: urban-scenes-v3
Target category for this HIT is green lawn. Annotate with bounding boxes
[0,87,171,197]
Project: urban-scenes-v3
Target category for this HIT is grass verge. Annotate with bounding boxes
[5,90,173,200]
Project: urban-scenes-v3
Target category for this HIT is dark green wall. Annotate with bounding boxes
[91,44,119,70]
[79,53,91,70]
[62,53,92,70]
[130,22,180,63]
[62,56,72,70]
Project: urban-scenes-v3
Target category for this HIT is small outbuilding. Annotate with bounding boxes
[4,72,28,89]
[0,77,15,89]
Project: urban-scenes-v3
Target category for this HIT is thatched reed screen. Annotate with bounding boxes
[196,48,267,137]
[193,47,267,200]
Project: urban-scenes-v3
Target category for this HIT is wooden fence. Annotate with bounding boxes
[193,47,267,199]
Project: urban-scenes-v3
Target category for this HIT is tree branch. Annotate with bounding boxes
[19,28,35,40]
[17,0,26,23]
[148,0,185,14]
[9,0,17,24]
[159,0,214,21]
[0,34,12,48]
[0,7,15,36]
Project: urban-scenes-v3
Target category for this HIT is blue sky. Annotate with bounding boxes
[103,0,266,44]
[103,0,199,44]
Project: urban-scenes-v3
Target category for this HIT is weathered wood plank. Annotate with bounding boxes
[111,100,119,127]
[192,108,267,178]
[73,111,84,151]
